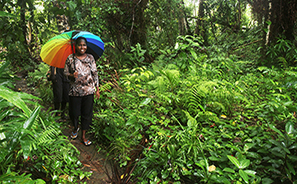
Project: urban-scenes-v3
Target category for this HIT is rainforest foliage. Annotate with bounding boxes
[1,0,297,183]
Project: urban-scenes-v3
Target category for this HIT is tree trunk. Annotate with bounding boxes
[129,0,148,48]
[195,0,208,46]
[178,0,191,36]
[19,0,35,65]
[268,0,297,43]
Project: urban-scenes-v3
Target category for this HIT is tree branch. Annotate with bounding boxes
[231,38,263,51]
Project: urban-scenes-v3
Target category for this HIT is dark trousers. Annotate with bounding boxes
[69,94,94,131]
[53,76,69,111]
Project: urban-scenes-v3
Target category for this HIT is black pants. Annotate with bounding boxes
[52,76,69,111]
[69,94,94,131]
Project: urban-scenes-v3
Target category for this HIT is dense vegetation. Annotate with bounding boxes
[1,0,297,183]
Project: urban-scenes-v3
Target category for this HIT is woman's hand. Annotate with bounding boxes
[73,72,78,78]
[95,87,100,99]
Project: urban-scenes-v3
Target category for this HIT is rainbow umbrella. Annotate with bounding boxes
[40,30,104,68]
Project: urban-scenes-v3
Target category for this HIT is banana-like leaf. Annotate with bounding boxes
[2,106,40,162]
[0,86,31,116]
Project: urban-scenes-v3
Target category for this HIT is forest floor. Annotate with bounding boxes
[14,72,112,184]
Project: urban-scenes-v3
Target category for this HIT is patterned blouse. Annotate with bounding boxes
[64,54,99,96]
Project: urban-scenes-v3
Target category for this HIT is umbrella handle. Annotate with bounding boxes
[70,39,76,72]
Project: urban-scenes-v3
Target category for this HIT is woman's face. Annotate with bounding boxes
[75,39,87,55]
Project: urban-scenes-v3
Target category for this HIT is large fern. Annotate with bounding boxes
[188,84,206,113]
[148,67,180,93]
[186,80,247,116]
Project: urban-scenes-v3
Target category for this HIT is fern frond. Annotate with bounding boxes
[188,85,205,112]
[277,57,287,69]
[101,82,113,92]
[187,81,219,113]
[148,76,166,92]
[209,101,226,112]
[35,125,61,145]
[159,69,180,91]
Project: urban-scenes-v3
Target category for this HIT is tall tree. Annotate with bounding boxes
[195,0,208,45]
[178,0,191,36]
[250,0,297,44]
[0,0,41,68]
[269,0,297,43]
[249,0,297,65]
[53,1,70,33]
[102,0,148,52]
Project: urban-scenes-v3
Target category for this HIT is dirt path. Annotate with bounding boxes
[15,73,111,184]
[62,126,111,184]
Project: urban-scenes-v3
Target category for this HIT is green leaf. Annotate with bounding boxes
[223,167,235,173]
[23,106,40,131]
[244,170,256,177]
[288,155,297,161]
[227,155,240,168]
[289,143,297,150]
[190,50,198,61]
[243,143,255,152]
[216,176,231,184]
[262,178,274,184]
[226,144,241,153]
[209,156,220,161]
[285,122,294,134]
[35,179,46,184]
[239,169,249,183]
[7,107,40,156]
[0,86,31,116]
[270,147,286,158]
[123,108,133,115]
[0,11,17,17]
[269,124,284,137]
[140,98,151,106]
[20,139,31,159]
[246,152,261,159]
[126,116,137,126]
[287,161,296,175]
[239,159,250,169]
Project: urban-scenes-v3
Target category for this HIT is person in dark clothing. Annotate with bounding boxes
[47,66,70,118]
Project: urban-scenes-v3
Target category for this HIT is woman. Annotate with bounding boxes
[64,37,100,146]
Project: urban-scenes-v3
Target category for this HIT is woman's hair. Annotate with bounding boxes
[75,37,87,45]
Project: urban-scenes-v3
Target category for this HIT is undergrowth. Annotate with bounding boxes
[92,35,297,183]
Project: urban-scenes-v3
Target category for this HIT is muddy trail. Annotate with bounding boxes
[14,72,112,184]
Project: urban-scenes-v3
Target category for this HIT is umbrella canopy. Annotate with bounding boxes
[40,30,104,68]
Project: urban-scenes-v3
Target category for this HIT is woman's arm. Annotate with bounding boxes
[95,86,100,99]
[90,55,100,99]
